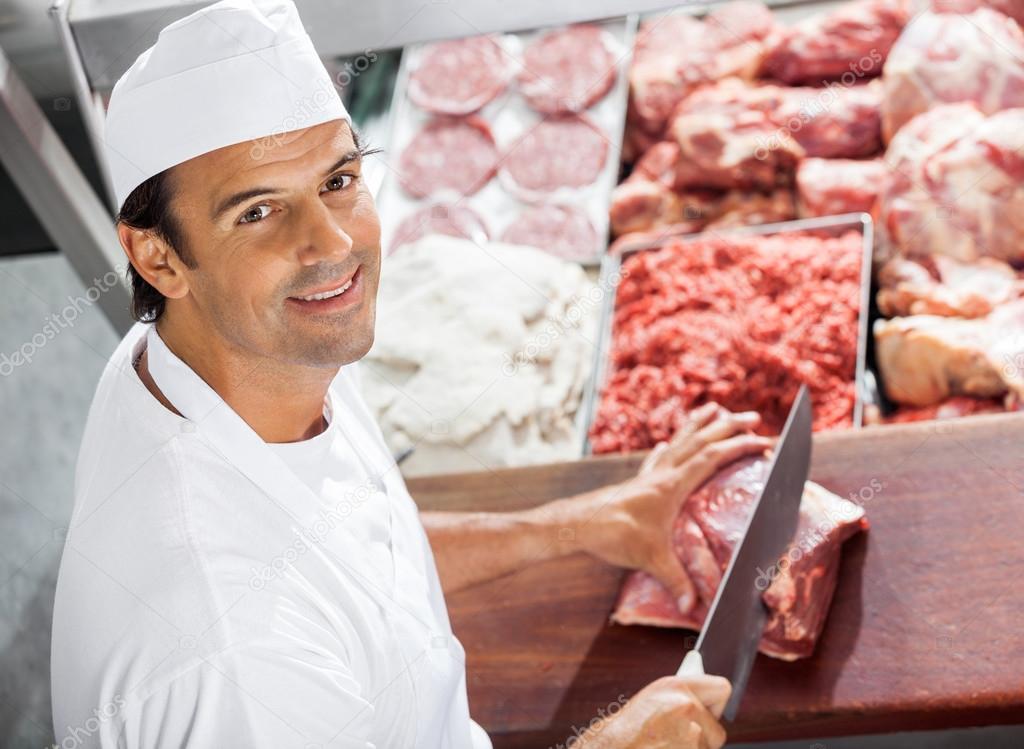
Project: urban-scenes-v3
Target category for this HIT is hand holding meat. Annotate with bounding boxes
[564,404,773,612]
[574,675,731,749]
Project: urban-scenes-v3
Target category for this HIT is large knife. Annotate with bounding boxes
[677,384,812,720]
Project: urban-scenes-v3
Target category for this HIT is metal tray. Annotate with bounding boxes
[376,16,638,265]
[580,212,876,455]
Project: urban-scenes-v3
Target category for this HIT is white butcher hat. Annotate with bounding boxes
[102,0,350,211]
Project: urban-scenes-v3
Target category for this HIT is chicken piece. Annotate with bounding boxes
[877,254,1023,318]
[874,300,1024,406]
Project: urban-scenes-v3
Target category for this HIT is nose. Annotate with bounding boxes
[294,196,354,266]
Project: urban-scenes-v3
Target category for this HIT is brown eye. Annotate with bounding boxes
[323,173,354,193]
[239,205,271,224]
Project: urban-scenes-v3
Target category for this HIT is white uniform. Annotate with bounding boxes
[51,322,491,748]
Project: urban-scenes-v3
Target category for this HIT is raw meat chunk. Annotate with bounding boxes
[877,254,1023,318]
[629,1,776,139]
[669,79,804,190]
[880,396,1007,424]
[780,80,883,159]
[612,456,868,661]
[881,9,1024,141]
[932,0,1024,26]
[877,104,1024,264]
[519,25,617,114]
[762,0,910,84]
[408,35,513,115]
[703,189,795,231]
[590,230,864,453]
[796,157,886,218]
[874,300,1024,406]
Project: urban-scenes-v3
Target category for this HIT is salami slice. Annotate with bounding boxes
[408,35,513,115]
[390,203,489,254]
[519,25,618,114]
[398,117,499,198]
[501,115,609,197]
[500,204,599,261]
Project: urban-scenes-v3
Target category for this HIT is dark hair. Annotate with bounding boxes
[117,168,195,323]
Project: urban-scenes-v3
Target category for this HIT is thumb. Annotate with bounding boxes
[651,553,697,615]
[679,674,732,719]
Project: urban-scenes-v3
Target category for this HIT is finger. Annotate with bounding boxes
[692,410,761,450]
[681,674,732,721]
[677,434,776,494]
[678,402,721,436]
[666,409,762,469]
[682,721,710,749]
[671,684,729,749]
[661,405,725,465]
[651,553,697,614]
[640,441,670,474]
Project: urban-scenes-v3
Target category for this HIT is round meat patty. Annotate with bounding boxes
[398,117,499,198]
[408,35,513,115]
[519,25,618,114]
[501,115,609,197]
[390,203,489,254]
[500,204,599,261]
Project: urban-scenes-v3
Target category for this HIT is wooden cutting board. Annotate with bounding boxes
[407,412,1024,746]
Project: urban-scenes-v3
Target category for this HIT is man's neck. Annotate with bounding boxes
[142,320,336,444]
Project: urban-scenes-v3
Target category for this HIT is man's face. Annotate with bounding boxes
[168,119,381,370]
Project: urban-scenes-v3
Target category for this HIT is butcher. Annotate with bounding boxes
[49,1,772,747]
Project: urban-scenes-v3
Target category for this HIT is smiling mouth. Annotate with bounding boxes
[295,277,354,301]
[286,267,363,312]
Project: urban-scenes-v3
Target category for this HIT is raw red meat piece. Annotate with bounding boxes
[518,25,618,114]
[629,1,776,139]
[932,0,1024,29]
[881,9,1024,141]
[612,456,868,661]
[876,254,1023,318]
[398,117,498,198]
[501,115,608,196]
[389,204,489,254]
[877,103,1024,264]
[589,231,863,453]
[881,395,1007,424]
[761,0,910,85]
[704,189,796,231]
[669,79,804,190]
[780,80,883,159]
[796,157,886,218]
[500,204,598,261]
[408,35,513,115]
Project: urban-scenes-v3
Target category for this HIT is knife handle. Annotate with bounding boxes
[677,649,705,677]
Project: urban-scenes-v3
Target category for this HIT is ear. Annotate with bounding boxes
[117,223,190,301]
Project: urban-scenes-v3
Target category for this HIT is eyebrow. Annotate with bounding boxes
[210,147,364,221]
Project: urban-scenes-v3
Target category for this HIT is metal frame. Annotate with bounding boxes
[0,39,132,334]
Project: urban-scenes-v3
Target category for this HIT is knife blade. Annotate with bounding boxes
[677,385,812,721]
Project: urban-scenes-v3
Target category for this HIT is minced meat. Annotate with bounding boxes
[590,230,863,453]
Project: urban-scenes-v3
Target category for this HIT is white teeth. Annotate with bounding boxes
[298,279,353,301]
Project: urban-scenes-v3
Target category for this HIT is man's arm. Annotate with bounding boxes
[421,404,773,600]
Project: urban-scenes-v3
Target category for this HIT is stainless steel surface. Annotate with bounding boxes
[693,385,811,720]
[66,0,838,90]
[582,213,875,454]
[0,40,131,332]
